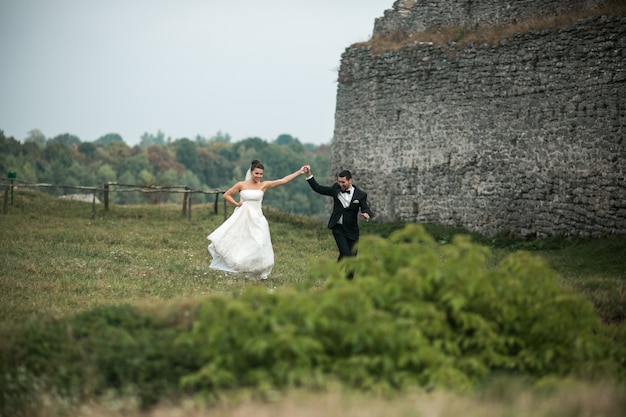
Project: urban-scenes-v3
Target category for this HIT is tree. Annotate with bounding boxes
[42,141,74,167]
[96,164,117,185]
[197,148,230,188]
[50,133,81,147]
[94,133,125,146]
[137,169,161,204]
[0,154,22,180]
[25,129,47,148]
[22,141,42,161]
[173,138,199,174]
[210,130,231,143]
[0,126,331,215]
[101,141,132,172]
[117,171,142,204]
[0,132,22,174]
[146,145,183,176]
[122,153,151,180]
[66,161,95,188]
[233,137,270,177]
[237,137,268,154]
[78,142,98,160]
[139,130,166,147]
[181,170,202,190]
[39,160,70,194]
[274,134,297,146]
[19,161,38,183]
[157,169,181,203]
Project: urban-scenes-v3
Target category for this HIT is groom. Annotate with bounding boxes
[303,165,371,264]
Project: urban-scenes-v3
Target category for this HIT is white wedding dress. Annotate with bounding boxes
[207,189,274,279]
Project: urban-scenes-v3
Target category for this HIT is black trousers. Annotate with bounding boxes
[332,224,358,261]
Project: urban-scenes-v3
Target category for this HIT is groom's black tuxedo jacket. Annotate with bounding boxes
[306,176,372,240]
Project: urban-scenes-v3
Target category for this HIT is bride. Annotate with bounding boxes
[207,160,306,279]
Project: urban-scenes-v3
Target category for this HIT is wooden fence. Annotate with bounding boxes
[1,179,227,221]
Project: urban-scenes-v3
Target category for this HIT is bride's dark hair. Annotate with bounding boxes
[250,160,264,171]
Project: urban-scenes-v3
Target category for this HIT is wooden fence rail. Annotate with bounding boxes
[0,179,227,221]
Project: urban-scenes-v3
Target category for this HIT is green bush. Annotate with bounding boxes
[180,224,624,396]
[1,305,192,414]
[2,225,624,414]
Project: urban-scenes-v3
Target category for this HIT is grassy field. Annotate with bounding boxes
[0,189,336,328]
[1,189,625,416]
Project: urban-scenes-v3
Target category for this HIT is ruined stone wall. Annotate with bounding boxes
[374,0,611,34]
[331,3,625,237]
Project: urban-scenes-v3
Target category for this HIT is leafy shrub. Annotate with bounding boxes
[2,225,624,414]
[0,304,192,415]
[180,224,624,396]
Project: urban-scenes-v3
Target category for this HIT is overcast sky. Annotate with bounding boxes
[0,0,391,146]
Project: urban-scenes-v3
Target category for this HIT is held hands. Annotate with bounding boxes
[302,165,311,176]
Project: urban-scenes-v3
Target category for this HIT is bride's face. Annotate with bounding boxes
[251,168,264,182]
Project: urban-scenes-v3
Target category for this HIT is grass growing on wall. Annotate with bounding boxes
[358,1,626,53]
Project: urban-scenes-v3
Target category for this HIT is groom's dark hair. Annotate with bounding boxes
[338,170,352,180]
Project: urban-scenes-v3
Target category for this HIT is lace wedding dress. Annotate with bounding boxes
[207,189,274,279]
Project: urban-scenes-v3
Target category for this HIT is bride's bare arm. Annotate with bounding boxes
[263,167,306,190]
[223,182,244,207]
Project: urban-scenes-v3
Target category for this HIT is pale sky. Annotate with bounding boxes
[0,0,391,146]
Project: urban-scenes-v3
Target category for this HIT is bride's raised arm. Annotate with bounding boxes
[263,166,306,190]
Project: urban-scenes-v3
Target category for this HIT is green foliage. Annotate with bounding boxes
[78,141,97,159]
[347,226,618,379]
[139,130,168,147]
[42,141,74,167]
[0,130,330,218]
[178,224,624,398]
[96,163,117,184]
[50,133,81,147]
[0,132,23,166]
[25,129,46,148]
[1,305,193,414]
[122,153,151,179]
[94,133,125,146]
[173,138,199,174]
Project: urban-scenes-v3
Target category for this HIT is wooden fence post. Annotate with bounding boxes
[3,186,8,215]
[223,194,227,221]
[104,183,110,211]
[91,192,96,220]
[182,187,189,216]
[214,192,219,215]
[187,192,192,221]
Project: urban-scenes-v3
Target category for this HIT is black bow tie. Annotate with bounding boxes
[342,189,351,194]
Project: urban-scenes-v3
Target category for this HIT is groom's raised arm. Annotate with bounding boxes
[306,175,334,197]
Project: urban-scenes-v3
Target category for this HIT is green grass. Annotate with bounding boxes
[2,189,624,327]
[0,189,336,328]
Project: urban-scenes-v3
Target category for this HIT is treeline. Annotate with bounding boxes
[0,129,331,218]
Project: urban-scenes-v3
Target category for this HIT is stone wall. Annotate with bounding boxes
[374,0,611,34]
[331,2,625,237]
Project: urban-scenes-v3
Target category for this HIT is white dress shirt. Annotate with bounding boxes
[337,187,353,224]
[338,187,353,208]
